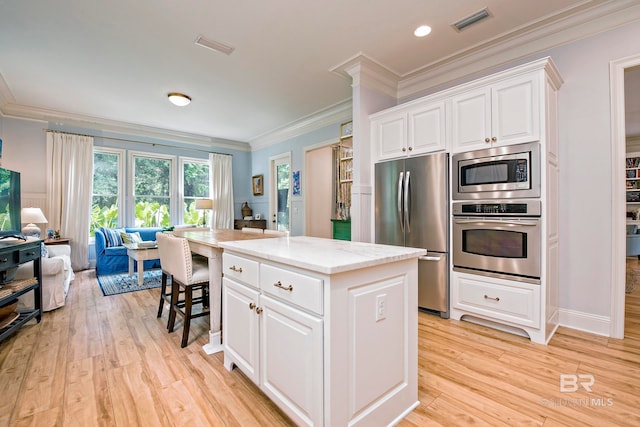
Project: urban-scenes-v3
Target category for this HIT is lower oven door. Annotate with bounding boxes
[452,216,541,281]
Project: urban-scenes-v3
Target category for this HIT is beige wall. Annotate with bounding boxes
[304,145,333,238]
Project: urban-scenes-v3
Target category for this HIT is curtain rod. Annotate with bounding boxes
[43,129,232,156]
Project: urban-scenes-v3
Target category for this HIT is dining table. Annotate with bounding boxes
[172,228,279,354]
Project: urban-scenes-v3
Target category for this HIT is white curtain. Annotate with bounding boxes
[209,153,234,229]
[46,131,93,270]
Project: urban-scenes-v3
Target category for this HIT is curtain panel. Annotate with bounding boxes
[209,153,234,229]
[46,131,93,270]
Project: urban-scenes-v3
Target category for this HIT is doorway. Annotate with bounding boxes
[611,54,640,339]
[269,152,291,232]
[304,143,334,238]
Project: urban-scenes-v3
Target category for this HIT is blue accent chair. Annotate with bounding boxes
[626,224,640,259]
[95,227,164,276]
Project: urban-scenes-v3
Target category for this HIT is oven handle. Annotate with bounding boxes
[453,219,539,226]
[397,171,404,233]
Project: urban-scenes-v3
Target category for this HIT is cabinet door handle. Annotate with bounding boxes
[408,146,413,151]
[229,265,243,273]
[484,137,490,143]
[249,302,256,310]
[491,136,497,142]
[273,281,293,292]
[256,307,263,315]
[402,147,407,152]
[484,294,500,302]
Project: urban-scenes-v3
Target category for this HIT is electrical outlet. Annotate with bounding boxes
[375,294,387,322]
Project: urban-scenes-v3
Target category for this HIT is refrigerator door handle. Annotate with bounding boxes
[404,170,411,233]
[397,171,404,232]
[419,255,442,262]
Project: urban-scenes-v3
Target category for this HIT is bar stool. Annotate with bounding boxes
[156,232,210,347]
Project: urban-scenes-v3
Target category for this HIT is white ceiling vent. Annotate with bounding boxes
[453,8,490,31]
[195,35,235,55]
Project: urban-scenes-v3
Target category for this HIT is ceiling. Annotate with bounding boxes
[0,0,639,148]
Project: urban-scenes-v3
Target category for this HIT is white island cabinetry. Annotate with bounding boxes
[220,236,425,427]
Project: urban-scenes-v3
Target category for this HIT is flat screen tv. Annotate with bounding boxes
[0,167,22,238]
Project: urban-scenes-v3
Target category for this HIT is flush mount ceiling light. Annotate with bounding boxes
[168,93,191,106]
[414,25,432,38]
[195,35,235,56]
[453,8,490,31]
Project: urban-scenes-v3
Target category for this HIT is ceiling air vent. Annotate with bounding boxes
[453,8,490,31]
[195,35,235,56]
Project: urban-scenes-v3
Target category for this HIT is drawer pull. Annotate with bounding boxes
[273,281,293,292]
[26,251,36,257]
[0,257,8,263]
[256,307,263,315]
[249,302,256,310]
[484,294,500,302]
[229,265,243,273]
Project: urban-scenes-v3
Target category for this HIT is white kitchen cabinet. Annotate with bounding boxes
[451,271,541,330]
[220,236,423,427]
[451,73,540,153]
[371,98,446,161]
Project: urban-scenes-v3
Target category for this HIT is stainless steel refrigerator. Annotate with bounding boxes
[375,152,449,318]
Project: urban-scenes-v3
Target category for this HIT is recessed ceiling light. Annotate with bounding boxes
[414,25,432,37]
[168,93,191,107]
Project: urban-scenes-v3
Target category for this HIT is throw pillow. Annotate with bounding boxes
[41,242,48,258]
[103,228,125,247]
[120,231,142,244]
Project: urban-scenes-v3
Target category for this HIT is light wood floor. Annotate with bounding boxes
[1,267,639,426]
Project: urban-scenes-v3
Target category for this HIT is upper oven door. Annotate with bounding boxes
[452,142,540,200]
[452,216,541,281]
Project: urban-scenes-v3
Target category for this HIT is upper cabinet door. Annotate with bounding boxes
[407,100,447,156]
[451,73,540,153]
[451,87,492,153]
[372,110,407,161]
[491,74,540,148]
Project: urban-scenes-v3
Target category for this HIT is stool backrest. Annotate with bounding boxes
[156,232,193,284]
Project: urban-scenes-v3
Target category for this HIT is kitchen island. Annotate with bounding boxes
[218,236,425,427]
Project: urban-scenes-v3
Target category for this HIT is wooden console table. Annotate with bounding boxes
[0,239,42,343]
[233,219,266,230]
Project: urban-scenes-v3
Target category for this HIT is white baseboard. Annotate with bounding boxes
[558,308,610,337]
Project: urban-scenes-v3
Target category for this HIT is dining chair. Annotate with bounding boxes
[156,232,210,348]
[241,227,263,234]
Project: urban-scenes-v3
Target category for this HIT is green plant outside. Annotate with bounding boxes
[90,200,201,236]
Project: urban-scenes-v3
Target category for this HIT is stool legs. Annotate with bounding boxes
[181,285,193,348]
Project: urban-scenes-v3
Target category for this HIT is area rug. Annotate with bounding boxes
[98,269,166,296]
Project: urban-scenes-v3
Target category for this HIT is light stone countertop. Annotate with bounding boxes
[218,235,426,275]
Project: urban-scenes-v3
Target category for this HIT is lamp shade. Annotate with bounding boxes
[21,207,48,224]
[195,199,213,210]
[21,207,48,238]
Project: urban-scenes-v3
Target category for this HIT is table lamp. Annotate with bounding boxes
[195,199,213,227]
[21,207,48,238]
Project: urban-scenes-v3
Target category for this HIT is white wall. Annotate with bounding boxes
[547,21,640,328]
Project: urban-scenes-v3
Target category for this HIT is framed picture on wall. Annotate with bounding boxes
[340,120,353,139]
[252,174,264,196]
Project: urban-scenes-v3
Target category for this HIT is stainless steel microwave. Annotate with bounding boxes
[452,142,540,200]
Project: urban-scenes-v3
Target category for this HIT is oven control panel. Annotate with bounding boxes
[452,200,541,216]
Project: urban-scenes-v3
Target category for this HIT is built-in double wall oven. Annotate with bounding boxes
[452,142,542,284]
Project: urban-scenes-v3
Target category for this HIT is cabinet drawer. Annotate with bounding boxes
[0,251,17,270]
[19,245,41,263]
[260,264,323,315]
[453,274,540,328]
[223,253,259,288]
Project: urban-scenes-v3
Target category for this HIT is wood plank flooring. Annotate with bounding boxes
[1,266,639,426]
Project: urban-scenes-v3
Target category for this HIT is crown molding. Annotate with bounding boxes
[397,0,640,99]
[330,52,400,99]
[248,98,352,151]
[0,72,15,107]
[0,102,251,152]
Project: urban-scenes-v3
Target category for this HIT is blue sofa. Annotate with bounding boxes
[95,227,164,276]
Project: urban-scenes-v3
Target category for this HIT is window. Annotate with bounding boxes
[91,148,211,233]
[181,158,210,226]
[91,148,124,235]
[132,154,173,227]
